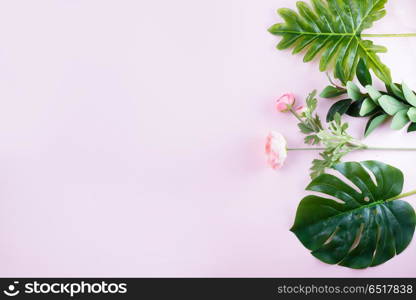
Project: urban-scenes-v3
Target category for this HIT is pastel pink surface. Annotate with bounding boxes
[0,0,415,277]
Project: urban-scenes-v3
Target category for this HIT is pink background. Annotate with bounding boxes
[0,0,416,277]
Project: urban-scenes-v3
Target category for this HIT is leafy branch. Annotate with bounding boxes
[321,60,416,136]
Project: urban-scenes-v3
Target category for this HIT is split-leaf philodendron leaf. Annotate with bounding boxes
[268,0,392,85]
[291,161,416,269]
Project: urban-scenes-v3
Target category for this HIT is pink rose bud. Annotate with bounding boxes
[295,105,306,116]
[276,93,295,112]
[265,131,288,170]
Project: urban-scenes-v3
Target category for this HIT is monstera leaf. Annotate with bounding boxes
[291,161,416,269]
[269,0,392,84]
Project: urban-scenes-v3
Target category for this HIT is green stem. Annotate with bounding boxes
[289,107,322,132]
[289,107,304,123]
[287,146,416,151]
[287,147,326,151]
[387,189,416,202]
[362,33,416,38]
[347,140,367,149]
[366,147,416,151]
[325,72,344,89]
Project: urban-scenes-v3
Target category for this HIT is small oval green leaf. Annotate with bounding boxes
[356,59,372,87]
[346,99,365,117]
[378,95,409,115]
[408,123,416,133]
[347,82,364,101]
[386,83,405,101]
[359,98,377,117]
[402,82,416,107]
[364,113,388,137]
[391,110,410,130]
[365,85,382,104]
[320,86,347,98]
[326,99,352,122]
[407,107,416,122]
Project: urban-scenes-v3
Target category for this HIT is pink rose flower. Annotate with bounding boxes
[276,93,295,112]
[294,105,306,116]
[265,131,288,170]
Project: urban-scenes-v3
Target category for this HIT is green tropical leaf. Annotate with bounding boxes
[268,0,392,84]
[291,161,416,269]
